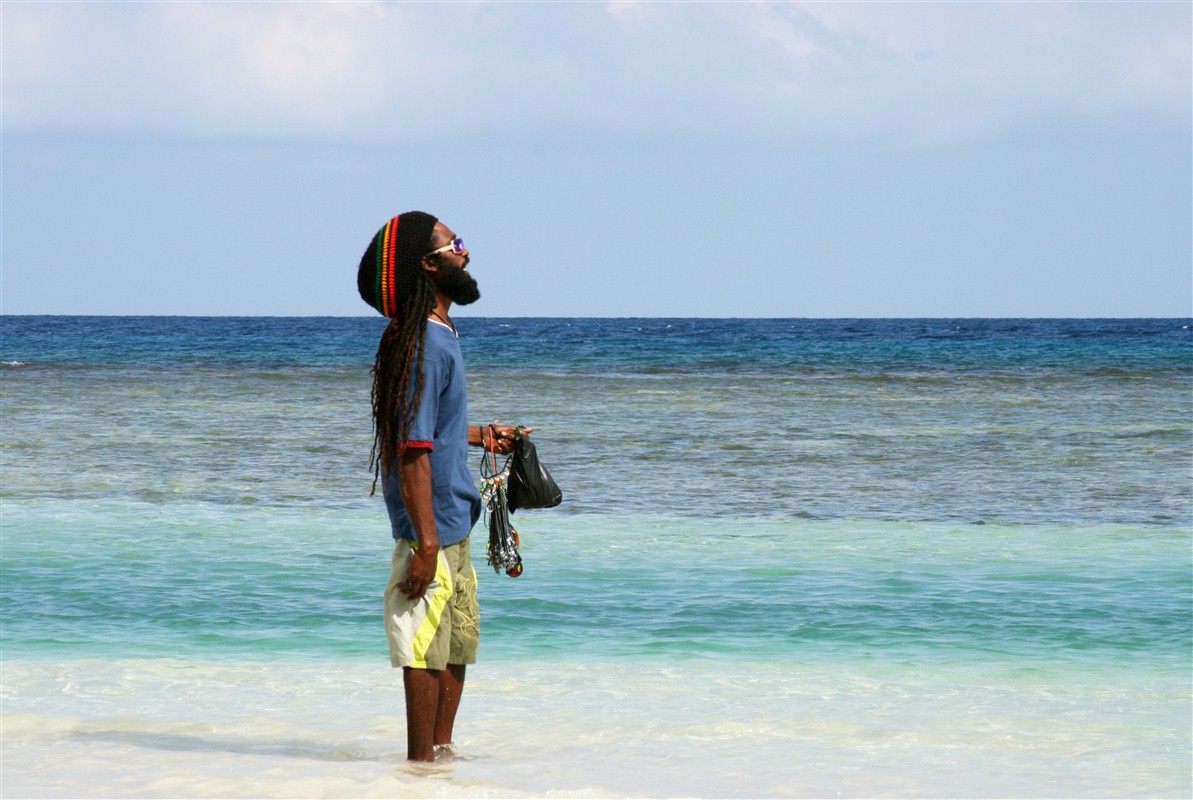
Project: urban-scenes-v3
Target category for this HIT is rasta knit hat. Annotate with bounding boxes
[357,211,439,317]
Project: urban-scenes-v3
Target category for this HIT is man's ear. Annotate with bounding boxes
[421,256,443,292]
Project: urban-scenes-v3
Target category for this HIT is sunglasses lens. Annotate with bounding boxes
[452,238,465,255]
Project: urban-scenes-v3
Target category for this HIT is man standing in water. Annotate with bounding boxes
[357,211,525,761]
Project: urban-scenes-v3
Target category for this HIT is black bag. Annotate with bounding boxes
[506,434,562,513]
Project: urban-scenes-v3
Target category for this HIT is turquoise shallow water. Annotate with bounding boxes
[4,502,1189,669]
[2,316,1191,797]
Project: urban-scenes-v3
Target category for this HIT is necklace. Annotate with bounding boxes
[429,310,455,332]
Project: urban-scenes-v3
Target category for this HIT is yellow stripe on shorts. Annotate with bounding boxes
[409,554,454,668]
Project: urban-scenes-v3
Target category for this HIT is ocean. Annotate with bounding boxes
[2,316,1190,798]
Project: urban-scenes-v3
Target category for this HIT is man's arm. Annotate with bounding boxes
[397,448,440,601]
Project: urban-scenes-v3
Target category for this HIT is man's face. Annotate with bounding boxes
[427,223,480,306]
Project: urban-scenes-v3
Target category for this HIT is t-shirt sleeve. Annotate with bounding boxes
[404,347,448,451]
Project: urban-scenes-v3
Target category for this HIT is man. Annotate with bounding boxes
[357,211,526,762]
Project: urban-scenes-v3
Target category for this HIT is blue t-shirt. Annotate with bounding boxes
[382,320,482,545]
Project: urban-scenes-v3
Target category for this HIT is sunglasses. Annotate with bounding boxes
[425,237,465,258]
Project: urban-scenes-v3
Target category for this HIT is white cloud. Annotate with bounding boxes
[2,0,1188,144]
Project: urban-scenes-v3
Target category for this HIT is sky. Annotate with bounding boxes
[2,1,1190,318]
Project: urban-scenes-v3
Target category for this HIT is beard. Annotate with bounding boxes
[437,259,481,306]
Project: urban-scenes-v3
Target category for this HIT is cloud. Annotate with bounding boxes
[2,0,1188,144]
[3,2,401,137]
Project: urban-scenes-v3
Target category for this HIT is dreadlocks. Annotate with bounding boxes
[356,211,441,493]
[367,274,436,493]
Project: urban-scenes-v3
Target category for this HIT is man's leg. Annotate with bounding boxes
[434,663,467,748]
[403,666,440,761]
[436,538,478,751]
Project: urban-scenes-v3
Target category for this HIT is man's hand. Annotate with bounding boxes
[483,423,533,455]
[401,542,441,601]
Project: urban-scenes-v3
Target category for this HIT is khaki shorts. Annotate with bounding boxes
[383,537,479,670]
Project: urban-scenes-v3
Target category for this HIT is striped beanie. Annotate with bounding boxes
[357,211,439,317]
